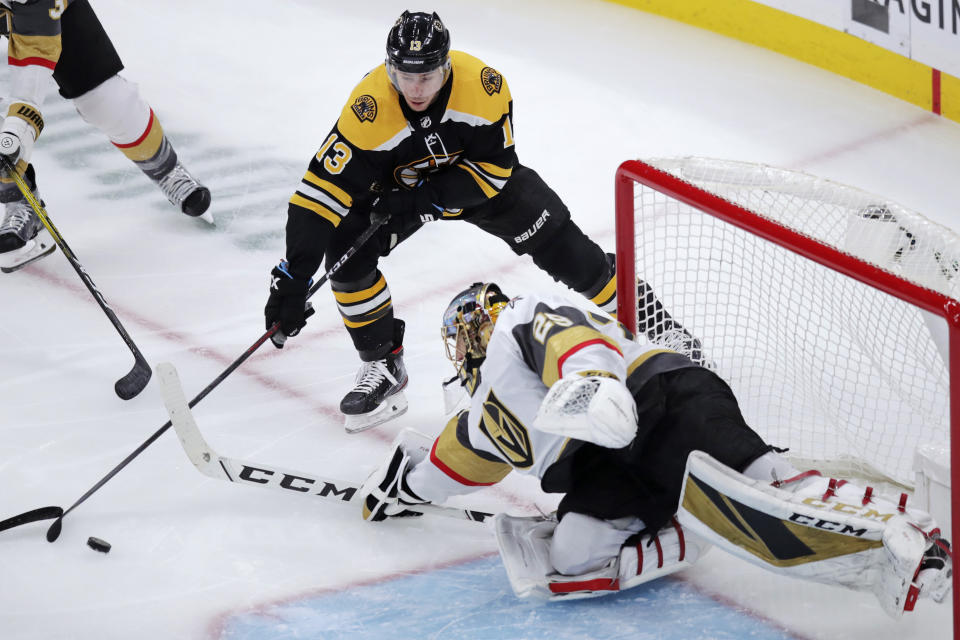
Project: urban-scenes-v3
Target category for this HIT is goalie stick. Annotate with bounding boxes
[156,362,492,523]
[0,157,151,400]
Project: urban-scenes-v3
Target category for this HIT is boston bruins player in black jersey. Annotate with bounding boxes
[358,283,952,615]
[265,11,701,433]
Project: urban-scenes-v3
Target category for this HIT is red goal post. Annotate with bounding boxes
[615,157,958,627]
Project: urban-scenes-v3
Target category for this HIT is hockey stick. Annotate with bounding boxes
[38,213,389,543]
[157,362,492,523]
[0,506,63,533]
[1,158,151,400]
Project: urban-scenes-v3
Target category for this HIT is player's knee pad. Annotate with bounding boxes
[71,75,151,144]
[528,219,607,293]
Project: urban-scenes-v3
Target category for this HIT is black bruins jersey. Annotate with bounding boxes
[404,293,696,504]
[285,50,516,275]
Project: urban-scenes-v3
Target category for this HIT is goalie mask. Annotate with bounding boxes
[442,282,509,378]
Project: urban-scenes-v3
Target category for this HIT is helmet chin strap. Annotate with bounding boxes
[463,354,486,372]
[452,353,485,396]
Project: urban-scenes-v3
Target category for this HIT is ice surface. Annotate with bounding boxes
[1,1,957,638]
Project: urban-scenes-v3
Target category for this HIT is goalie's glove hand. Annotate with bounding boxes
[360,441,430,522]
[264,261,314,348]
[533,375,638,449]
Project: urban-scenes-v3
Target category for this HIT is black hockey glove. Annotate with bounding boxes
[371,187,438,254]
[372,186,439,226]
[264,261,314,348]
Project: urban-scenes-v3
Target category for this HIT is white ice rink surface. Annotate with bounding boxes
[2,1,959,638]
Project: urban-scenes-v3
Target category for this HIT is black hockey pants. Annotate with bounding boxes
[545,366,775,533]
[325,164,609,360]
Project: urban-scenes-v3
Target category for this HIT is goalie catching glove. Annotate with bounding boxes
[360,428,433,522]
[533,375,638,449]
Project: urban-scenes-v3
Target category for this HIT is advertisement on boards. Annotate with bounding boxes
[752,0,960,77]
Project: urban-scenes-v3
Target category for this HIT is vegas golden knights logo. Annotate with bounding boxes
[351,95,377,123]
[480,390,533,468]
[481,67,503,96]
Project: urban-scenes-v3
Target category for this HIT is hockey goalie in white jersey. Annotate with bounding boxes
[359,282,952,618]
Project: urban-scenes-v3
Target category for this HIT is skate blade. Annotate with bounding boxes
[0,231,56,273]
[343,392,408,434]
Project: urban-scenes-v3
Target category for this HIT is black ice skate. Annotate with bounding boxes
[0,197,55,273]
[157,161,212,219]
[637,279,712,368]
[340,345,409,433]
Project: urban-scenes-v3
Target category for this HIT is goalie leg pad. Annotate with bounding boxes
[494,514,560,600]
[495,513,626,601]
[677,451,935,618]
[495,513,707,601]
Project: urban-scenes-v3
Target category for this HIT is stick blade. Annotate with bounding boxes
[115,357,152,400]
[0,506,64,534]
[46,517,63,542]
[156,362,221,478]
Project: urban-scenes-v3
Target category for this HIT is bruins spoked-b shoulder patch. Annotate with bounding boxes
[481,67,503,96]
[351,95,378,123]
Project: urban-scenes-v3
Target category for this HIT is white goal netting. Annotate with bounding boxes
[624,157,957,487]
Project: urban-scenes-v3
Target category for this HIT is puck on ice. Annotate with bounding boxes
[86,537,111,553]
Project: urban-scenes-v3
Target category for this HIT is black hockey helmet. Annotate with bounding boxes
[386,11,451,74]
[441,282,509,373]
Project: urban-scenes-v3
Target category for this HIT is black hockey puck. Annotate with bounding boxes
[86,536,111,553]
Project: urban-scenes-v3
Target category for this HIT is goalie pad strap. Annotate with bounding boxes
[548,577,619,595]
[673,517,686,563]
[653,533,663,569]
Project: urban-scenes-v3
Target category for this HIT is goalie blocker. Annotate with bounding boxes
[678,451,952,618]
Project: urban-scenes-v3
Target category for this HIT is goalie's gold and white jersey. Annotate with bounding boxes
[406,293,693,504]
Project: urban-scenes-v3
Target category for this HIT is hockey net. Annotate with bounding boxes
[615,158,958,616]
